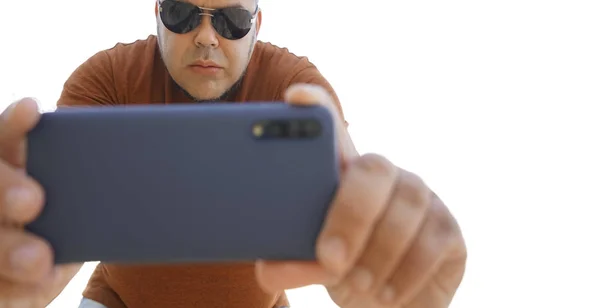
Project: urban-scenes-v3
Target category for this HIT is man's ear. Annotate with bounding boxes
[255,9,262,37]
[155,1,159,17]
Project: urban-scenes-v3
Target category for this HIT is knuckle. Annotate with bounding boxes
[396,171,431,208]
[429,198,460,242]
[355,153,396,178]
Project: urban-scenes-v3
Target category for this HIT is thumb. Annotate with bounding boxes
[284,84,359,166]
[255,260,335,293]
[0,98,41,168]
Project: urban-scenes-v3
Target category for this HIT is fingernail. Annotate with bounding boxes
[11,244,41,272]
[4,187,36,217]
[319,237,346,267]
[379,285,396,303]
[349,268,373,292]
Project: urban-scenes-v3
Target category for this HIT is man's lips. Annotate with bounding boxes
[188,61,223,75]
[189,60,222,69]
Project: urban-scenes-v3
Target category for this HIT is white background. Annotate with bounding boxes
[1,0,599,307]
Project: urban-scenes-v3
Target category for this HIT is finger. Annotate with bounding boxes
[343,296,379,308]
[40,263,85,303]
[405,255,467,308]
[0,98,41,169]
[0,263,81,301]
[284,84,358,164]
[0,159,45,224]
[404,280,450,308]
[316,154,397,277]
[327,285,378,308]
[0,228,54,284]
[326,285,353,307]
[255,261,331,293]
[378,196,462,306]
[0,284,49,306]
[342,170,431,294]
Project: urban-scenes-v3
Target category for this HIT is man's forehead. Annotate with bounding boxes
[176,0,256,9]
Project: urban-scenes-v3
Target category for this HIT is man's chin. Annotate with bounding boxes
[180,86,227,103]
[190,92,224,103]
[174,70,246,103]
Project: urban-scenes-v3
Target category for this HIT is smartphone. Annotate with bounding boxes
[25,103,338,265]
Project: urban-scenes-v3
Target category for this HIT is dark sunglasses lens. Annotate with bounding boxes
[160,0,201,34]
[212,7,253,40]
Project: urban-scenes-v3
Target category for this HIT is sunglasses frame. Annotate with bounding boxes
[158,0,260,40]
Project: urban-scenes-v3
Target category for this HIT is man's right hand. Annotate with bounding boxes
[0,98,82,307]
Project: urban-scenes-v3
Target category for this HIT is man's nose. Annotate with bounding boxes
[194,15,219,48]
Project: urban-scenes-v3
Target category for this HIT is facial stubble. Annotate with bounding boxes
[157,29,258,104]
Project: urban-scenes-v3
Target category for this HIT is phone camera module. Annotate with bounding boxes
[253,119,322,140]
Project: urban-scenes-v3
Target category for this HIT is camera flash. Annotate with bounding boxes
[252,124,264,137]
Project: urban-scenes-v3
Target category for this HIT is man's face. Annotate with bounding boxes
[156,0,262,101]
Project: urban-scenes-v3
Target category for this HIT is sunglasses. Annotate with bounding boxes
[158,0,258,40]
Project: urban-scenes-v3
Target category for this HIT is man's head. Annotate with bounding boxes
[155,0,262,102]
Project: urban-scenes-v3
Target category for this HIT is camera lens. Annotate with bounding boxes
[254,119,321,140]
[265,121,284,137]
[301,119,321,137]
[288,120,302,137]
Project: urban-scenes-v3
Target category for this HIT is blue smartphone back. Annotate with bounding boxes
[25,103,338,265]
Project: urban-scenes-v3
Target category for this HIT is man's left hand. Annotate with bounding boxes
[255,84,467,308]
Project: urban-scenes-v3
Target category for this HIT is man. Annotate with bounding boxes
[0,0,467,307]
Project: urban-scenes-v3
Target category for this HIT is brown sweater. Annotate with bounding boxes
[56,35,346,308]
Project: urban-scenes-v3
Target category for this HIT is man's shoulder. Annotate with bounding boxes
[75,34,158,78]
[241,41,346,124]
[241,41,322,100]
[58,35,163,107]
[101,34,158,65]
[252,40,316,74]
